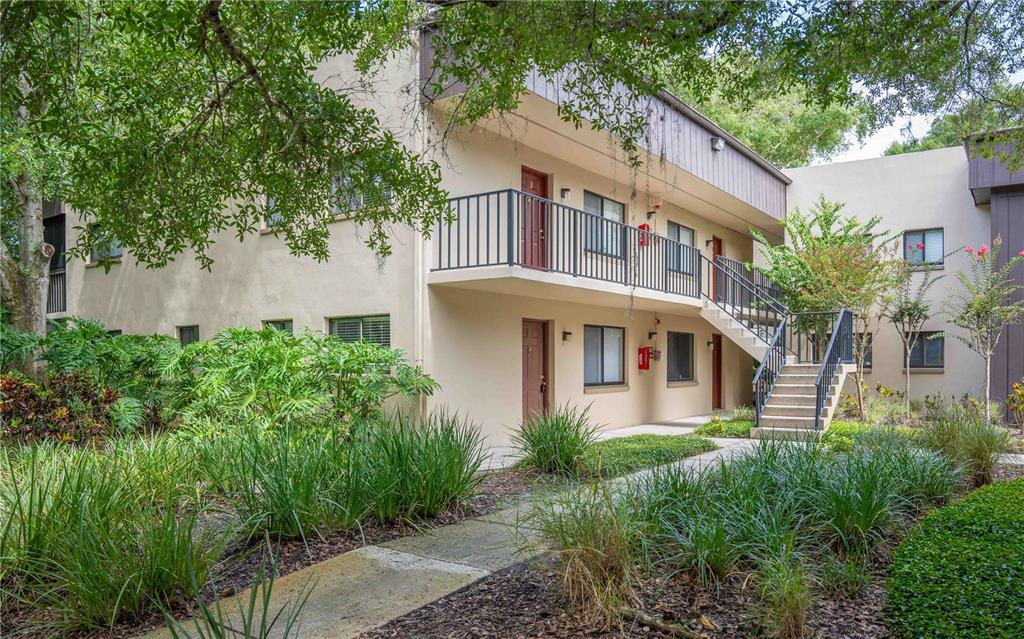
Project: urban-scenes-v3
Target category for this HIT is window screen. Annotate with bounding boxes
[89,224,124,262]
[667,332,694,382]
[904,229,943,265]
[328,315,391,346]
[584,325,625,386]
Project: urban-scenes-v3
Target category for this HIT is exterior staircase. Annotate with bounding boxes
[700,255,855,440]
[750,360,854,440]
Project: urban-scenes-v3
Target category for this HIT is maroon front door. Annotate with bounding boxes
[522,319,549,420]
[712,333,723,410]
[520,167,548,269]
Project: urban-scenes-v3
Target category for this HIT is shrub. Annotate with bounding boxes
[0,441,225,634]
[511,404,599,476]
[919,403,1010,486]
[0,371,121,445]
[367,410,486,521]
[168,327,437,433]
[888,479,1024,639]
[809,452,898,555]
[694,415,753,438]
[0,306,40,374]
[582,434,716,477]
[534,483,642,615]
[820,551,870,598]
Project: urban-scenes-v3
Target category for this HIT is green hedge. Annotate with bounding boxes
[888,479,1024,639]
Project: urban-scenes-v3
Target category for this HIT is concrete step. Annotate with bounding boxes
[761,404,817,417]
[775,373,818,383]
[772,384,820,397]
[750,426,823,441]
[779,364,821,374]
[766,394,817,407]
[758,415,820,429]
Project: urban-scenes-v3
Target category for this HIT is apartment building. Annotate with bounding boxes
[44,38,819,446]
[786,144,1024,411]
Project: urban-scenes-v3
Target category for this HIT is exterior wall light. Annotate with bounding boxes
[559,187,571,200]
[562,330,573,342]
[710,136,725,152]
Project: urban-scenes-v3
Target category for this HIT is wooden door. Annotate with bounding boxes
[522,319,549,420]
[520,167,548,269]
[712,333,723,410]
[711,236,724,301]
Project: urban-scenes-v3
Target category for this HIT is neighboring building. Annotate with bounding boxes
[787,144,1024,409]
[46,43,813,447]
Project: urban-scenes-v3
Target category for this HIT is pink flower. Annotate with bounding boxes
[916,242,925,250]
[978,244,990,256]
[1018,249,1024,257]
[965,245,975,254]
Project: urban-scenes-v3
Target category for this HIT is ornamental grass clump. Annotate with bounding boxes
[366,409,486,522]
[919,403,1010,486]
[511,404,599,476]
[0,441,227,634]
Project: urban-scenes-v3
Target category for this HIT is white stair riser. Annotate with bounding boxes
[759,416,819,429]
[762,405,817,417]
[750,427,822,441]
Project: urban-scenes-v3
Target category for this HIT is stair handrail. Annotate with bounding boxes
[812,309,853,430]
[699,254,789,345]
[752,314,789,428]
[713,255,789,313]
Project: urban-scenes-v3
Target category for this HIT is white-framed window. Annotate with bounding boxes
[584,324,625,386]
[904,228,943,266]
[88,224,124,262]
[667,221,695,274]
[264,195,285,228]
[178,325,200,346]
[583,191,626,258]
[264,319,294,334]
[328,314,391,347]
[667,331,694,382]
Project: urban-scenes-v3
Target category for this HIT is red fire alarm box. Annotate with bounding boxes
[638,346,653,370]
[638,223,652,247]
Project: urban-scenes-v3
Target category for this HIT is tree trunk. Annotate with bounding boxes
[984,351,991,425]
[1,172,53,379]
[904,337,912,420]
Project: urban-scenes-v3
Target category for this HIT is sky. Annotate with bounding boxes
[830,69,1024,164]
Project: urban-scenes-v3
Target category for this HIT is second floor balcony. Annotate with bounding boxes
[429,189,707,312]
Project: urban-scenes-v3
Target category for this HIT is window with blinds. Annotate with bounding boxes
[904,229,944,265]
[667,331,694,382]
[328,315,391,346]
[332,174,393,213]
[583,191,626,258]
[264,319,294,334]
[88,223,124,262]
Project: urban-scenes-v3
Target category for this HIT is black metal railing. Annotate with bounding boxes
[715,255,787,306]
[753,315,788,428]
[813,309,854,429]
[434,189,701,298]
[47,269,66,314]
[699,253,788,344]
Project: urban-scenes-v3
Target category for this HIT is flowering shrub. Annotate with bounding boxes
[1007,379,1024,429]
[0,371,121,445]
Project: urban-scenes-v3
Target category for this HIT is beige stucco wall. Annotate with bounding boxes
[786,147,989,400]
[425,286,752,447]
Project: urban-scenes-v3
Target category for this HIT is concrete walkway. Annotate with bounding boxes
[142,433,753,639]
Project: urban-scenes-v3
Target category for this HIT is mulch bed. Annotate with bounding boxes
[360,464,1024,639]
[10,467,545,639]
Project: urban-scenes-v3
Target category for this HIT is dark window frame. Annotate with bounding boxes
[583,324,626,387]
[264,319,294,334]
[667,221,696,274]
[327,314,391,347]
[88,223,124,263]
[583,190,627,259]
[907,331,944,369]
[666,331,695,382]
[903,228,944,266]
[178,325,200,346]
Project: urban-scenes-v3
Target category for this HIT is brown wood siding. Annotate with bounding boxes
[524,68,788,219]
[419,33,788,220]
[991,190,1024,409]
